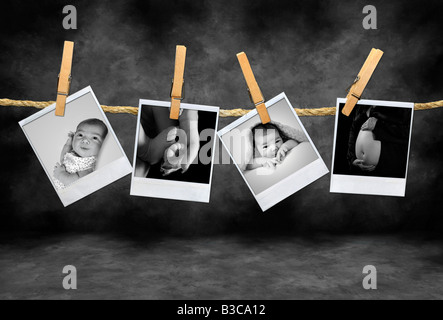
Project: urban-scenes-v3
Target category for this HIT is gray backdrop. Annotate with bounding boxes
[1,0,443,235]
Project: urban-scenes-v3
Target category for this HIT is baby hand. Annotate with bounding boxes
[352,159,376,172]
[262,158,279,169]
[65,131,74,145]
[53,162,66,178]
[276,144,290,162]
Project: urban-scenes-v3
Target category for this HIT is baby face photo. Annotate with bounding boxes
[330,98,414,197]
[131,100,219,203]
[218,93,329,211]
[19,86,132,207]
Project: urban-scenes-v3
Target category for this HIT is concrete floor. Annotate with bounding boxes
[0,234,442,299]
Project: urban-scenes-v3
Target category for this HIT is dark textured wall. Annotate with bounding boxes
[1,0,443,235]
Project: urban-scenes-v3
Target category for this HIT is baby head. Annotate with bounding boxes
[251,123,283,158]
[72,118,108,158]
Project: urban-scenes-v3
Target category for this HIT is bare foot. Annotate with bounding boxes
[161,142,187,176]
[138,126,185,165]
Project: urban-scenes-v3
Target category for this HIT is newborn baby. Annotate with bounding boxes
[246,123,298,170]
[53,118,108,189]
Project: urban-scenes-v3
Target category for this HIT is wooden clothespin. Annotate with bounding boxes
[55,41,74,117]
[342,48,383,116]
[170,45,186,119]
[236,52,271,124]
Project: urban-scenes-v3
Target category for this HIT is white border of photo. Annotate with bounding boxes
[18,86,133,207]
[217,92,329,211]
[330,98,414,197]
[130,99,219,203]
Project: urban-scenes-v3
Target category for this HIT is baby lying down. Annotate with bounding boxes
[245,122,308,171]
[53,118,108,189]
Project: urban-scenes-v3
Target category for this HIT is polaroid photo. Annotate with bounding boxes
[217,92,329,211]
[19,86,132,207]
[330,98,414,197]
[130,100,219,203]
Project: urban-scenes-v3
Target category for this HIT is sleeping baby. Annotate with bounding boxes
[53,118,108,189]
[246,123,303,170]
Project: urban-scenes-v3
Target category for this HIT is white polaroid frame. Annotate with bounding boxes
[330,98,414,197]
[19,86,133,207]
[217,92,329,211]
[130,99,219,203]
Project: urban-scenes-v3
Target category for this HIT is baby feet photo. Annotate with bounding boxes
[131,99,219,203]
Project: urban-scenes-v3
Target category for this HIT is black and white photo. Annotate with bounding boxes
[19,86,133,207]
[218,93,329,211]
[131,100,219,202]
[330,98,414,196]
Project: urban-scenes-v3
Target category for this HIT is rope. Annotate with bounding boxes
[1,98,442,117]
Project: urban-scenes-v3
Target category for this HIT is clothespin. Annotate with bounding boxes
[236,52,271,124]
[170,45,186,119]
[342,48,383,116]
[55,41,74,117]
